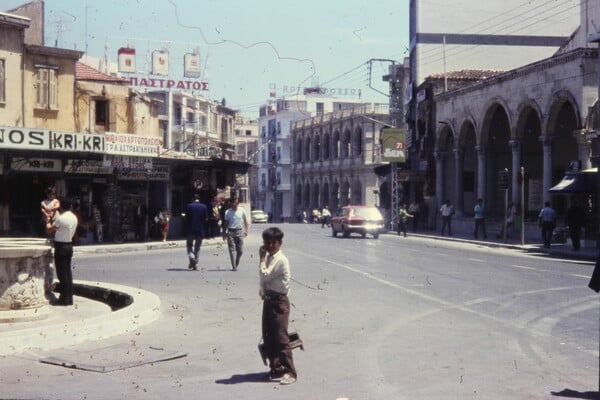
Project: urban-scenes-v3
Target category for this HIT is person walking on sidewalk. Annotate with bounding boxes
[46,197,78,306]
[184,194,208,270]
[258,227,297,385]
[320,206,331,228]
[566,199,585,251]
[474,198,487,239]
[538,201,557,248]
[440,200,454,236]
[397,203,413,237]
[222,197,249,271]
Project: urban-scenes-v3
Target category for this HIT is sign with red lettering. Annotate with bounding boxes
[381,128,406,163]
[118,48,136,73]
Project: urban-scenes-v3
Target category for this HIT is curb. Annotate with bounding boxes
[0,280,161,356]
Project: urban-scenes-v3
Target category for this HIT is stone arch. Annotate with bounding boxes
[341,128,351,158]
[515,101,543,216]
[323,130,331,160]
[340,178,350,206]
[545,89,582,136]
[351,177,362,204]
[312,181,320,209]
[545,90,581,211]
[332,129,340,159]
[303,181,311,210]
[321,180,330,208]
[437,123,456,209]
[332,179,340,212]
[457,119,477,214]
[295,183,302,213]
[352,125,363,157]
[304,136,311,163]
[480,101,512,214]
[295,136,303,163]
[313,132,321,162]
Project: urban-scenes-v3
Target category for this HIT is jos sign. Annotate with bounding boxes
[381,128,406,163]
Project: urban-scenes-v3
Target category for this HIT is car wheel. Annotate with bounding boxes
[361,232,366,238]
[343,227,350,238]
[373,233,379,239]
[332,227,337,237]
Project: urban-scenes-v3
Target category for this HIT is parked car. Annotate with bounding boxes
[251,210,269,223]
[330,205,384,239]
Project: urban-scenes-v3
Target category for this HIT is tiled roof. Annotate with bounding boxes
[426,69,504,81]
[75,62,128,83]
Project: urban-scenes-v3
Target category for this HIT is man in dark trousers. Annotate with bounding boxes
[185,193,208,270]
[566,199,585,251]
[46,197,78,306]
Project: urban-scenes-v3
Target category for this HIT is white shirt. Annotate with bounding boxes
[440,204,453,217]
[224,207,248,230]
[259,250,291,295]
[53,211,78,243]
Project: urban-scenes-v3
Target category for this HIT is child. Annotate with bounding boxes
[258,227,297,385]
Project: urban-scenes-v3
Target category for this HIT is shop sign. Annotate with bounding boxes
[0,127,105,153]
[103,155,153,169]
[104,132,162,157]
[117,164,170,181]
[49,131,104,153]
[0,127,47,150]
[64,159,113,174]
[11,157,62,172]
[381,128,406,163]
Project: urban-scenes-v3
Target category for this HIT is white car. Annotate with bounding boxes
[251,210,269,223]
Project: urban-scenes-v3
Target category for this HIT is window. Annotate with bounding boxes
[0,59,5,103]
[245,130,252,136]
[277,121,281,135]
[276,147,281,161]
[34,66,58,110]
[95,100,108,126]
[316,102,324,115]
[276,172,281,185]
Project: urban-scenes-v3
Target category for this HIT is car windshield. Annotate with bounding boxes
[352,208,382,219]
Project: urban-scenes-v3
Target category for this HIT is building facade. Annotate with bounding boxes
[0,3,249,241]
[290,104,390,220]
[256,92,365,222]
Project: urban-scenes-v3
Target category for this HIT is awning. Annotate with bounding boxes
[549,169,596,194]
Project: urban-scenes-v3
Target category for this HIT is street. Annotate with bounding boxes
[1,223,598,400]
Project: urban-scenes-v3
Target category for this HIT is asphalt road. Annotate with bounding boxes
[1,224,598,400]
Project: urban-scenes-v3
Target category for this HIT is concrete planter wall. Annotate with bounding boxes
[0,238,52,310]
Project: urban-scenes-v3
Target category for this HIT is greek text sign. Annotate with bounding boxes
[65,159,113,174]
[117,164,170,181]
[104,132,162,157]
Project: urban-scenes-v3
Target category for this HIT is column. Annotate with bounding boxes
[476,145,486,200]
[540,135,552,204]
[434,151,446,209]
[454,148,464,215]
[575,129,591,170]
[509,139,521,206]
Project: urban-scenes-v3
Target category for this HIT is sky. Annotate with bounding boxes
[3,0,409,118]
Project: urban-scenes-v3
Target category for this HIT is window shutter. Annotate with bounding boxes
[49,69,57,109]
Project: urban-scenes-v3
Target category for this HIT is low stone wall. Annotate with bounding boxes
[0,238,52,310]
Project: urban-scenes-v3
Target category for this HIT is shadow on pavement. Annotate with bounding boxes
[215,372,270,384]
[551,389,599,399]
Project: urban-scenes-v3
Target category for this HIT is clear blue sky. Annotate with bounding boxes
[4,0,409,117]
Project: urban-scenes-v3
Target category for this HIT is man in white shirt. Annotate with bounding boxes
[258,227,297,385]
[222,197,249,271]
[440,200,453,236]
[46,198,78,306]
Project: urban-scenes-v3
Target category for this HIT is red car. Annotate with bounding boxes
[330,205,384,239]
